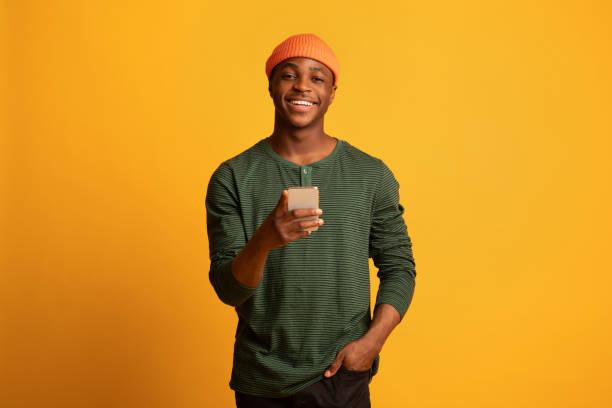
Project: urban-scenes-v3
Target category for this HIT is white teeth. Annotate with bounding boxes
[290,100,313,106]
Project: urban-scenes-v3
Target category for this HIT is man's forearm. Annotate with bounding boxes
[361,303,401,352]
[231,232,270,288]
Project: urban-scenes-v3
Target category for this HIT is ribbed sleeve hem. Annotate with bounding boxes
[375,281,416,321]
[213,259,258,307]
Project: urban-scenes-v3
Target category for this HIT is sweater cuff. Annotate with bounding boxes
[215,259,258,306]
[375,283,415,321]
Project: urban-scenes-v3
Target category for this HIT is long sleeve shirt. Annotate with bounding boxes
[205,137,416,397]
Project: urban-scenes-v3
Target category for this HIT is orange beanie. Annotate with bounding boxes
[265,33,340,87]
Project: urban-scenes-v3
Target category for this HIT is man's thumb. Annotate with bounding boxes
[324,355,343,378]
[276,190,288,212]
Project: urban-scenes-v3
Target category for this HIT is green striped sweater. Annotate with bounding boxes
[205,137,416,397]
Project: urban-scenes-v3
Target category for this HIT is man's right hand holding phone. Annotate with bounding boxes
[257,189,323,250]
[230,190,323,288]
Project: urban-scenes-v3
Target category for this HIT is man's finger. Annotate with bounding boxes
[274,190,288,216]
[288,218,322,234]
[283,209,323,225]
[324,354,344,378]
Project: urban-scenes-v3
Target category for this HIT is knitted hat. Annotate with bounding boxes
[265,33,340,87]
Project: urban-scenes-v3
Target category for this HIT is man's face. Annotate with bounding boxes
[268,57,337,129]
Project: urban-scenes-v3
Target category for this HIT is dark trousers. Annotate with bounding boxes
[235,366,371,408]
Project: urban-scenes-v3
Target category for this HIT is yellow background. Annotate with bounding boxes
[2,1,611,407]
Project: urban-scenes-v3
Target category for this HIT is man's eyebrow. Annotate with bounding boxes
[281,62,328,76]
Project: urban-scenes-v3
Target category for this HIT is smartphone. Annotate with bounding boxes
[287,186,319,232]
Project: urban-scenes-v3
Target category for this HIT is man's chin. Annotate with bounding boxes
[288,121,317,130]
[275,109,320,129]
[288,113,321,127]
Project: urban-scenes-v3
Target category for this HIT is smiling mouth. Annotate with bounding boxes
[287,99,316,106]
[287,99,317,112]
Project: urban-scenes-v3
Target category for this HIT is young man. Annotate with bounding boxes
[205,33,416,408]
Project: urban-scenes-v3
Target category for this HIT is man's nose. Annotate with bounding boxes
[293,76,311,92]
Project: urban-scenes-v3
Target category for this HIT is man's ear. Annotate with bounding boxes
[329,85,337,104]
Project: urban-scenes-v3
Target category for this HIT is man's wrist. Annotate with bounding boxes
[251,223,274,254]
[360,327,385,354]
[361,303,401,353]
[231,230,272,288]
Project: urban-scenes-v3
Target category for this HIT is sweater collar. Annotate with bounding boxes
[262,137,343,168]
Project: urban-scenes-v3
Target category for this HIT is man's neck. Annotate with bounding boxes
[268,128,337,167]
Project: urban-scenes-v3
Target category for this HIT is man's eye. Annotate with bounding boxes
[282,74,294,79]
[313,77,323,82]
